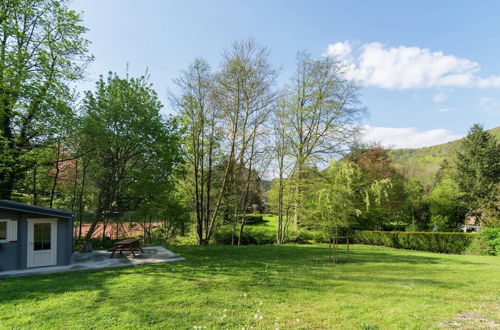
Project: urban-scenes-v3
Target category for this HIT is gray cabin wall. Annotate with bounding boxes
[0,203,73,271]
[0,211,21,271]
[18,214,29,269]
[56,217,72,266]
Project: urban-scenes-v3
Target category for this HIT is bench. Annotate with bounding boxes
[107,238,144,258]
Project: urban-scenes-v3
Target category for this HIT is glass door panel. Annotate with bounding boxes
[33,223,51,250]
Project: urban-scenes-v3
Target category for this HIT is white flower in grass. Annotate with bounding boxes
[296,318,301,323]
[259,315,263,320]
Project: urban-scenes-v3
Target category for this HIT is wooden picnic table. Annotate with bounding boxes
[108,238,144,258]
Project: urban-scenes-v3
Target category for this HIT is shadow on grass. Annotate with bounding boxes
[0,244,487,307]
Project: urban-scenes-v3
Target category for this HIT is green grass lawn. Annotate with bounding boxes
[0,244,499,329]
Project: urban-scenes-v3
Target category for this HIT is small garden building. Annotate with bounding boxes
[0,200,73,271]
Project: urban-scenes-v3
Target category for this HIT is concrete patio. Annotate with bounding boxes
[0,246,185,279]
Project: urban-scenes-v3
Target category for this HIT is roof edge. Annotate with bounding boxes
[0,200,73,218]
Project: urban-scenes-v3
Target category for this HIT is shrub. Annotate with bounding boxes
[288,229,331,244]
[212,225,274,245]
[352,230,478,254]
[243,214,264,224]
[171,234,198,245]
[480,228,500,255]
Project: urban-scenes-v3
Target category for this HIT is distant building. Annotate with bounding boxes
[459,211,481,232]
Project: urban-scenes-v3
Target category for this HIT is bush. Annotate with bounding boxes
[212,225,275,245]
[170,234,198,245]
[352,230,478,254]
[480,228,500,255]
[243,214,264,224]
[288,229,330,244]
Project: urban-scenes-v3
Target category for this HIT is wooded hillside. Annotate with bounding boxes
[388,126,500,182]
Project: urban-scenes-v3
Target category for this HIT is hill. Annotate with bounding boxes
[388,126,500,182]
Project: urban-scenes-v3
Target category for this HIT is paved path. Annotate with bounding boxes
[0,246,184,278]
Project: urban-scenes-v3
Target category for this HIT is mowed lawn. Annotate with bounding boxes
[0,245,499,329]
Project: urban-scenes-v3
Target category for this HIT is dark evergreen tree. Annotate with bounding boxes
[455,124,500,210]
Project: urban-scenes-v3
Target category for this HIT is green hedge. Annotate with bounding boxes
[213,226,275,245]
[352,230,478,254]
[288,229,330,244]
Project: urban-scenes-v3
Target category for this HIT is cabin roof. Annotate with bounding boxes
[0,200,73,219]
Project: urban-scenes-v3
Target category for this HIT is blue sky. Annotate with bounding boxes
[70,0,500,148]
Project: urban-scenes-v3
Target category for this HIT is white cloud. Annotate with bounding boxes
[325,41,500,89]
[438,107,454,113]
[479,97,500,114]
[362,125,462,149]
[477,76,500,88]
[433,91,448,103]
[325,41,352,61]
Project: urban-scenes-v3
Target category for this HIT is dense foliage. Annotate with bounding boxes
[479,228,500,255]
[0,0,90,199]
[455,124,500,211]
[352,230,478,254]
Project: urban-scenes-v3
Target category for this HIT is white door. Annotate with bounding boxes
[27,218,58,268]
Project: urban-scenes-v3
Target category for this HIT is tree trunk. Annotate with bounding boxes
[49,140,62,208]
[32,165,38,205]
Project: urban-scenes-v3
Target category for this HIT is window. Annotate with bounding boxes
[33,223,51,250]
[0,220,17,242]
[0,221,6,240]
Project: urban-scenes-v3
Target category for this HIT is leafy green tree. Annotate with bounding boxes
[455,124,500,211]
[0,0,91,198]
[400,179,429,230]
[307,161,361,236]
[347,145,403,229]
[81,72,183,242]
[305,161,391,236]
[479,198,500,228]
[425,159,464,230]
[427,178,462,229]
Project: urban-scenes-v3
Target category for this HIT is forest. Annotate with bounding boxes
[1,0,499,251]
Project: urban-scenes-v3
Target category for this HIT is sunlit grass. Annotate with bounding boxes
[0,244,499,329]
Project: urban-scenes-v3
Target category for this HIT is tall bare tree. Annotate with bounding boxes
[284,51,364,229]
[174,58,220,245]
[272,98,295,243]
[176,40,277,245]
[214,39,277,245]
